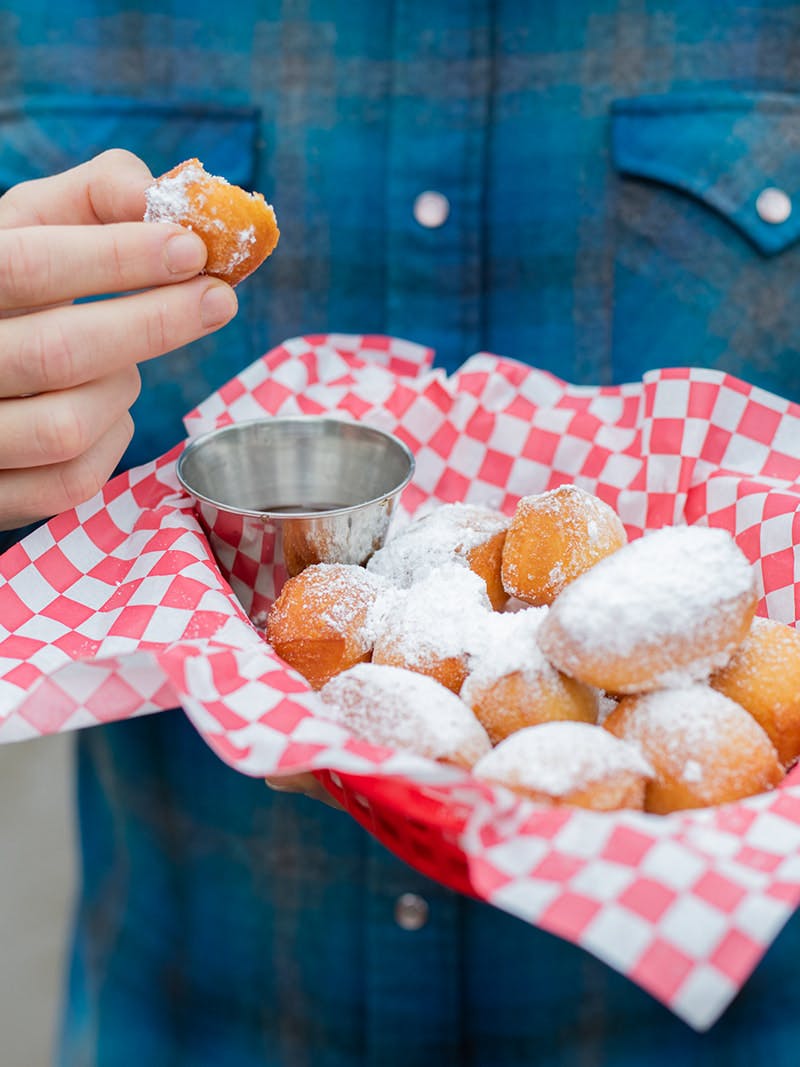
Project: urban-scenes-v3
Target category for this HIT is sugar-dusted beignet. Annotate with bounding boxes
[501,485,627,606]
[368,502,510,610]
[370,566,491,693]
[319,662,491,769]
[473,721,653,810]
[603,685,784,813]
[144,158,279,285]
[711,615,800,767]
[266,563,384,690]
[537,525,758,694]
[461,607,598,744]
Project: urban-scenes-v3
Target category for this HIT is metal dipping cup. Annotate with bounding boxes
[176,416,415,622]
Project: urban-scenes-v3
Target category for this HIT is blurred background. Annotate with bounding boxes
[0,733,76,1067]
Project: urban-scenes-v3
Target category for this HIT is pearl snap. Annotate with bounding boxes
[413,190,450,229]
[755,187,792,225]
[394,892,429,930]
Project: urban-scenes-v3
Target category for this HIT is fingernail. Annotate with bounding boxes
[200,283,238,328]
[164,232,207,274]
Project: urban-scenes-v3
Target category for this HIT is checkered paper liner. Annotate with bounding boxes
[2,334,800,1031]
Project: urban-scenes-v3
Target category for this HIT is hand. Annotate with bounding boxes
[265,773,344,810]
[0,149,239,531]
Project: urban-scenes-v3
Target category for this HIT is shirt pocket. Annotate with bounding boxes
[0,95,260,194]
[611,91,800,256]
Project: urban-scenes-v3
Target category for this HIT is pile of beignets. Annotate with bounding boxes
[266,485,800,814]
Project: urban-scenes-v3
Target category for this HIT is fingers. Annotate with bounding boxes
[0,152,237,530]
[265,774,344,810]
[0,413,135,530]
[0,367,141,527]
[0,367,141,469]
[0,223,208,311]
[0,149,153,229]
[0,276,237,397]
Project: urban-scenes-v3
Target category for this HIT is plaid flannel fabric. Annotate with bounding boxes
[3,1,800,1064]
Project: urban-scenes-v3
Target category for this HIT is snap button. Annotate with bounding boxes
[755,187,792,225]
[394,892,429,930]
[413,190,450,229]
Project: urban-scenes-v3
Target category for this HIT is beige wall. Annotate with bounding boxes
[0,733,77,1067]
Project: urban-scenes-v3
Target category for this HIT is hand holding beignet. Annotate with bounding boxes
[0,150,237,531]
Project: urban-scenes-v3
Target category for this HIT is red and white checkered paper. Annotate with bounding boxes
[2,333,800,1031]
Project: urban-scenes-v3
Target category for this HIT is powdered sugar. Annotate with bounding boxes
[682,759,703,784]
[225,225,257,272]
[501,484,626,601]
[539,525,756,687]
[613,685,776,795]
[318,662,491,764]
[144,160,210,224]
[524,484,610,524]
[367,503,508,587]
[309,564,384,635]
[268,563,385,653]
[368,565,492,665]
[714,615,800,686]
[596,693,619,725]
[461,606,550,690]
[473,721,653,796]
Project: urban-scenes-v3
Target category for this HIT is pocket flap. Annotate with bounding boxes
[0,96,260,193]
[612,92,800,255]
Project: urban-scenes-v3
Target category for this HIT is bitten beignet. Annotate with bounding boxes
[144,158,279,285]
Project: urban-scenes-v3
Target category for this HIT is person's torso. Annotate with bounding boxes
[5,6,800,1066]
[5,1,800,468]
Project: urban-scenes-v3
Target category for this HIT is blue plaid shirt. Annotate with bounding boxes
[4,2,800,1064]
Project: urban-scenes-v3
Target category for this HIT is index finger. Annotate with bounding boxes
[0,276,237,397]
[0,222,208,311]
[0,149,152,229]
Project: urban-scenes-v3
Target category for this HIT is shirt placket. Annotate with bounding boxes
[364,8,492,1061]
[364,839,464,1066]
[384,0,492,373]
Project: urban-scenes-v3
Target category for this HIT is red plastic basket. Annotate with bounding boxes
[316,769,479,896]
